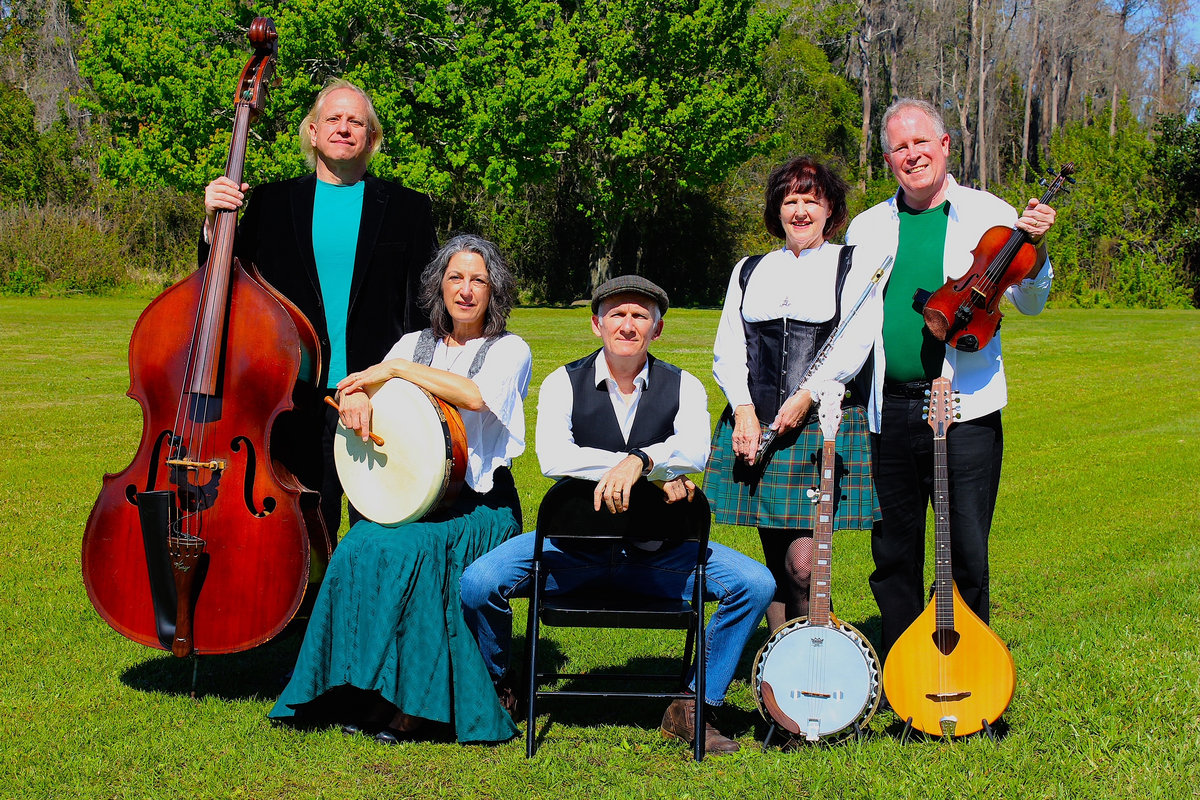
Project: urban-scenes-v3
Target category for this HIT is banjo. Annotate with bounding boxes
[753,380,882,743]
[332,377,467,526]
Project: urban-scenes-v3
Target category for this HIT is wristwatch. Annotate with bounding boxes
[628,448,651,476]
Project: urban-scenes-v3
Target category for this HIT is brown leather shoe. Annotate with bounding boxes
[494,672,523,719]
[659,697,740,754]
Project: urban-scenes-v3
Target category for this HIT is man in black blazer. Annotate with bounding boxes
[201,79,437,541]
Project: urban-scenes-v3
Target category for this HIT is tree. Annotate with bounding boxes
[77,0,778,296]
[543,0,779,288]
[1150,114,1200,303]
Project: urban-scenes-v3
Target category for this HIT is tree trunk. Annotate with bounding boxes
[588,217,621,292]
[1021,3,1041,182]
[1110,1,1130,138]
[954,0,978,184]
[976,1,988,192]
[858,21,875,188]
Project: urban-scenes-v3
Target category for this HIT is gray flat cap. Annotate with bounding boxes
[590,275,670,315]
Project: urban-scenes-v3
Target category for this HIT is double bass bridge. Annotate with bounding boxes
[165,458,228,472]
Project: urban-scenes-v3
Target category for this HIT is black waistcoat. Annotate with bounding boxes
[740,246,856,419]
[565,349,682,452]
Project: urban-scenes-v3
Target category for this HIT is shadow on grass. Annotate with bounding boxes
[524,654,764,742]
[120,619,305,700]
[878,712,1013,743]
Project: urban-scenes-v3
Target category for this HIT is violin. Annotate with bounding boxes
[917,164,1075,352]
[81,19,331,657]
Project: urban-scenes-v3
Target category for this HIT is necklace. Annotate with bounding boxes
[436,338,475,373]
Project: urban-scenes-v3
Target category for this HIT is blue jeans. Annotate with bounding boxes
[460,532,774,706]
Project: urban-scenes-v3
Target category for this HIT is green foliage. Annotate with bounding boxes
[1150,114,1200,304]
[19,0,1198,308]
[76,0,778,297]
[0,82,47,203]
[0,185,204,297]
[0,205,124,294]
[1152,115,1200,209]
[722,18,862,257]
[78,0,259,189]
[1026,117,1194,308]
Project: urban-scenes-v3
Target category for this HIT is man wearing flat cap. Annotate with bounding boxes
[461,275,773,754]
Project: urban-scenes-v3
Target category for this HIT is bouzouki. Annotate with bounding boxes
[753,381,882,744]
[881,377,1016,738]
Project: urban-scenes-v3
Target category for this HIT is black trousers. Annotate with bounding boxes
[273,388,362,547]
[869,390,1003,660]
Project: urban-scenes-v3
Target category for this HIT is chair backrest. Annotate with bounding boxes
[535,478,710,547]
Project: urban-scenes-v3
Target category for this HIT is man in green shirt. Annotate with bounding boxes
[846,98,1057,662]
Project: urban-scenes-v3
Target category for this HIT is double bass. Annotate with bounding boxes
[82,18,331,657]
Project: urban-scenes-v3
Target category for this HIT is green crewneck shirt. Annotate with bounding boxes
[882,198,950,382]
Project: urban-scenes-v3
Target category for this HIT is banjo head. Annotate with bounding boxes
[753,617,882,743]
[333,378,459,526]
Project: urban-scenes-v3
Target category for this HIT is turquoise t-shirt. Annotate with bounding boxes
[882,199,950,382]
[312,179,365,387]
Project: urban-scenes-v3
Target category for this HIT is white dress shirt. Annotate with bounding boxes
[535,351,710,482]
[846,175,1053,430]
[385,331,532,493]
[712,242,889,410]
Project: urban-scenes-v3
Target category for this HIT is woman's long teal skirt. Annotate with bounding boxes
[269,474,521,743]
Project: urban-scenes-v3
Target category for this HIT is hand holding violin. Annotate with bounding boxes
[920,164,1074,352]
[1015,197,1057,249]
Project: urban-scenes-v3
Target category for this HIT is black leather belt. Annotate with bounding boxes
[883,379,934,398]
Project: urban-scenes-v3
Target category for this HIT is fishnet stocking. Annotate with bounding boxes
[760,528,816,628]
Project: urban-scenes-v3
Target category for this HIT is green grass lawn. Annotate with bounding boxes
[2,298,1198,799]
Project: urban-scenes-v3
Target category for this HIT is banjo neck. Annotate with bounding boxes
[808,436,838,627]
[808,381,845,627]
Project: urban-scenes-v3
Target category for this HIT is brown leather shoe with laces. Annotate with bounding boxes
[659,697,740,754]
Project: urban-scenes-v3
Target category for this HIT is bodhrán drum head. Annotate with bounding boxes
[333,378,453,526]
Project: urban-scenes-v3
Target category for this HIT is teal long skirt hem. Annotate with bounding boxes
[269,478,521,744]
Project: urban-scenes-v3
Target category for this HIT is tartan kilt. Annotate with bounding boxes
[704,404,880,530]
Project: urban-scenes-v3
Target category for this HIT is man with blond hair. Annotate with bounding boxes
[201,79,437,539]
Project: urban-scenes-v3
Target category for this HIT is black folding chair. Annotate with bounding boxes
[524,477,711,760]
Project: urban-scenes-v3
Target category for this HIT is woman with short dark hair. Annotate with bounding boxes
[705,156,885,633]
[269,234,531,745]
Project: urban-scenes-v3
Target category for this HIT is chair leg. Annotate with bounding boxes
[525,562,543,758]
[680,625,696,689]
